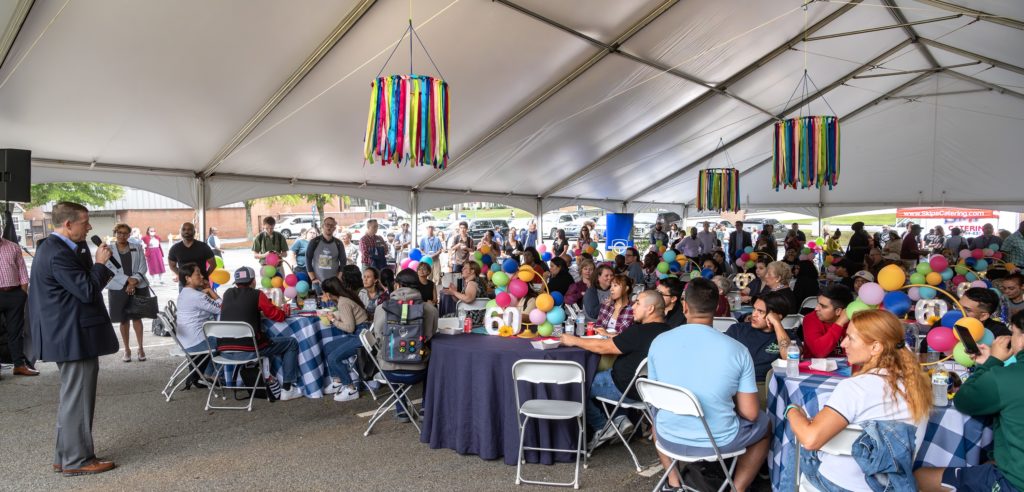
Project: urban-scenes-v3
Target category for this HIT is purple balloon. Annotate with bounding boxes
[529,309,546,325]
[858,282,885,305]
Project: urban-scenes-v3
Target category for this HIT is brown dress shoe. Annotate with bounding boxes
[62,459,115,476]
[13,365,39,376]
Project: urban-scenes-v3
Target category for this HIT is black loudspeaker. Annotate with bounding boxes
[0,149,31,203]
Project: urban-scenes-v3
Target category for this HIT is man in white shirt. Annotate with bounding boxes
[697,221,718,255]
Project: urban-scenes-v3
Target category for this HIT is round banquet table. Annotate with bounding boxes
[420,333,600,465]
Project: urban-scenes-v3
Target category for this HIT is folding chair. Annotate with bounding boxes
[456,297,490,316]
[636,378,747,492]
[713,317,738,333]
[782,314,804,341]
[798,424,863,492]
[512,359,587,489]
[202,321,268,412]
[359,329,422,436]
[160,322,211,402]
[588,357,654,472]
[799,297,818,311]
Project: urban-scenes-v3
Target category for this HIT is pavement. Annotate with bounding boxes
[3,250,665,491]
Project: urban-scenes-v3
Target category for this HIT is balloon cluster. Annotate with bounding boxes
[400,248,434,272]
[572,241,600,257]
[486,258,565,336]
[656,249,683,280]
[260,252,310,302]
[209,256,230,286]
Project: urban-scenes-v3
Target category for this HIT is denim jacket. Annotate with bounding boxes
[801,420,918,492]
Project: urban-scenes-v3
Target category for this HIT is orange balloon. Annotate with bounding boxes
[480,244,491,254]
[271,276,284,288]
[749,253,758,261]
[517,267,535,282]
[953,317,984,342]
[535,293,554,312]
[925,272,942,286]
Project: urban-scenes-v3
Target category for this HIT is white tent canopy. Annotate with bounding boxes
[2,0,1023,228]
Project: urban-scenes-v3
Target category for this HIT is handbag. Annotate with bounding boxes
[125,287,159,319]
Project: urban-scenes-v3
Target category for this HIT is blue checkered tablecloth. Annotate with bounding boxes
[767,371,994,491]
[262,316,361,399]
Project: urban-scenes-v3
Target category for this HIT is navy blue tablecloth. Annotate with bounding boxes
[420,334,599,465]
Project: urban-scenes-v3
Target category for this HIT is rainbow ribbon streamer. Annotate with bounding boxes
[364,75,449,169]
[772,116,840,190]
[697,168,741,212]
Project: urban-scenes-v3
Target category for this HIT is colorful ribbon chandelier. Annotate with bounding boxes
[697,168,741,212]
[363,13,449,169]
[772,115,840,190]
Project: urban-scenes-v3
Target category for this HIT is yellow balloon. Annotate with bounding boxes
[480,244,491,254]
[517,268,535,282]
[605,251,616,260]
[535,293,554,312]
[925,272,942,286]
[271,276,284,288]
[210,269,230,285]
[954,317,985,342]
[877,264,906,291]
[749,253,758,261]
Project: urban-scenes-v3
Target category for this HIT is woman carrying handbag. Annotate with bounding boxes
[106,223,153,362]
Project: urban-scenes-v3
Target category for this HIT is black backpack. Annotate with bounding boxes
[151,300,177,337]
[381,299,427,364]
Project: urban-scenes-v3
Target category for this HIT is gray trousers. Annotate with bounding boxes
[54,357,99,468]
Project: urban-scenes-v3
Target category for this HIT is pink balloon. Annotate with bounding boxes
[808,241,817,249]
[538,244,547,253]
[495,292,512,309]
[508,278,528,298]
[735,258,745,267]
[983,248,994,257]
[929,256,948,273]
[959,249,972,259]
[993,252,1004,260]
[284,274,298,287]
[971,280,988,288]
[740,253,750,262]
[265,252,280,267]
[927,327,957,352]
[971,249,985,260]
[908,287,921,301]
[407,260,419,271]
[529,308,546,324]
[951,274,967,285]
[283,286,298,299]
[858,282,885,306]
[400,258,411,269]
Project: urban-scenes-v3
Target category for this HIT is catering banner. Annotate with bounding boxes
[896,208,998,219]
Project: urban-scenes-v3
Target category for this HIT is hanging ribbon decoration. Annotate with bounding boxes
[697,168,741,212]
[772,116,839,190]
[364,75,448,168]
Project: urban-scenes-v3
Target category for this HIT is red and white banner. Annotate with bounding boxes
[896,208,998,219]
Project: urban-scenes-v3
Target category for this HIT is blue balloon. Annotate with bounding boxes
[744,246,754,253]
[940,311,964,328]
[503,259,520,274]
[965,257,977,267]
[541,252,552,262]
[550,291,564,306]
[658,273,668,279]
[663,250,677,262]
[966,272,978,282]
[669,261,681,272]
[295,280,310,295]
[979,328,995,346]
[940,269,954,281]
[295,271,310,282]
[496,286,506,294]
[546,306,566,325]
[882,291,912,317]
[409,248,423,261]
[701,267,714,279]
[481,254,493,266]
[974,259,988,271]
[918,286,936,299]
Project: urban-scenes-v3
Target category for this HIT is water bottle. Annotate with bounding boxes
[786,342,801,378]
[553,323,563,337]
[576,313,586,336]
[931,370,949,407]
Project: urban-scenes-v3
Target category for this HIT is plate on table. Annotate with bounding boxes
[530,340,561,350]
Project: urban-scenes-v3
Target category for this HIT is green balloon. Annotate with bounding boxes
[689,270,701,280]
[261,277,273,289]
[473,251,483,261]
[537,321,553,337]
[952,342,975,367]
[492,271,510,287]
[261,265,277,278]
[486,299,497,309]
[215,256,224,269]
[657,262,670,274]
[846,299,874,317]
[909,272,927,285]
[954,264,969,275]
[916,263,932,275]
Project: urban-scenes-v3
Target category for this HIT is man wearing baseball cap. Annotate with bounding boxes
[851,270,874,293]
[217,266,303,401]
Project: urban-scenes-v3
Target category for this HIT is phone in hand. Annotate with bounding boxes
[953,325,981,356]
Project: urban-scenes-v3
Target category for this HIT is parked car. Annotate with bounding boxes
[743,217,787,241]
[347,219,393,241]
[544,213,581,239]
[277,215,319,238]
[467,219,509,242]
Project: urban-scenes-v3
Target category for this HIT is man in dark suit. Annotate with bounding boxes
[728,220,753,262]
[28,202,118,476]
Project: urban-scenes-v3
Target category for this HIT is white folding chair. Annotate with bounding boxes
[202,321,268,412]
[588,358,654,472]
[636,378,747,492]
[359,329,422,436]
[798,425,863,492]
[800,297,818,311]
[713,317,738,333]
[512,359,587,489]
[782,314,804,331]
[160,321,211,402]
[456,297,490,316]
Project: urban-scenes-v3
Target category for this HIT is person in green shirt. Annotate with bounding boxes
[916,311,1024,492]
[252,216,288,261]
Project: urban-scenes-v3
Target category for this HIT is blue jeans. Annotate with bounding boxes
[222,337,300,385]
[587,369,635,432]
[386,370,426,417]
[324,323,370,385]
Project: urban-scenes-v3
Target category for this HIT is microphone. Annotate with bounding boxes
[91,235,121,269]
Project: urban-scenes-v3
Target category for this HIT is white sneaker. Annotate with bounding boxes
[333,386,360,402]
[614,415,635,440]
[279,386,303,401]
[324,381,343,395]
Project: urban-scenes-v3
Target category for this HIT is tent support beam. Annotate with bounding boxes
[493,0,775,119]
[889,88,990,99]
[881,0,941,68]
[624,38,913,203]
[410,190,419,252]
[918,38,1024,77]
[414,0,679,191]
[853,61,979,78]
[196,177,207,241]
[803,14,962,41]
[941,70,1024,100]
[0,0,33,71]
[910,0,1024,31]
[540,0,864,199]
[32,157,196,177]
[199,0,377,178]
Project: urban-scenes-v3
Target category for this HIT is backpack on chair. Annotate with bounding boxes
[381,299,427,364]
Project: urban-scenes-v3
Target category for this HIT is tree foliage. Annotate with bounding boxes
[28,182,124,208]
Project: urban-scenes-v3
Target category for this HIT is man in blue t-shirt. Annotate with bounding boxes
[648,278,771,491]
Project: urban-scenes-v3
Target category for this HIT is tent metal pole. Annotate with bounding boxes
[803,14,961,41]
[196,177,207,242]
[535,198,543,243]
[0,0,34,72]
[942,70,1024,100]
[410,190,419,251]
[918,38,1024,77]
[910,0,1024,31]
[852,61,979,78]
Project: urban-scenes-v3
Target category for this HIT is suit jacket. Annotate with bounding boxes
[728,230,753,260]
[104,241,149,290]
[29,234,118,362]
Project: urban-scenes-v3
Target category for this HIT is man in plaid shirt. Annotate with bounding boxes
[359,219,389,271]
[1000,221,1024,268]
[0,234,33,377]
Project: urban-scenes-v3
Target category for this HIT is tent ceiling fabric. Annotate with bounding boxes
[1,0,1021,213]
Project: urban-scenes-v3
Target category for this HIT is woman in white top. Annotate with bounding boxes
[785,310,932,491]
[175,262,221,388]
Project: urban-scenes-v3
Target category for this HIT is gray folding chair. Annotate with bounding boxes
[512,359,587,489]
[781,314,804,332]
[358,329,422,436]
[161,321,211,402]
[636,378,747,492]
[588,357,653,472]
[713,317,738,333]
[800,297,818,311]
[202,321,268,412]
